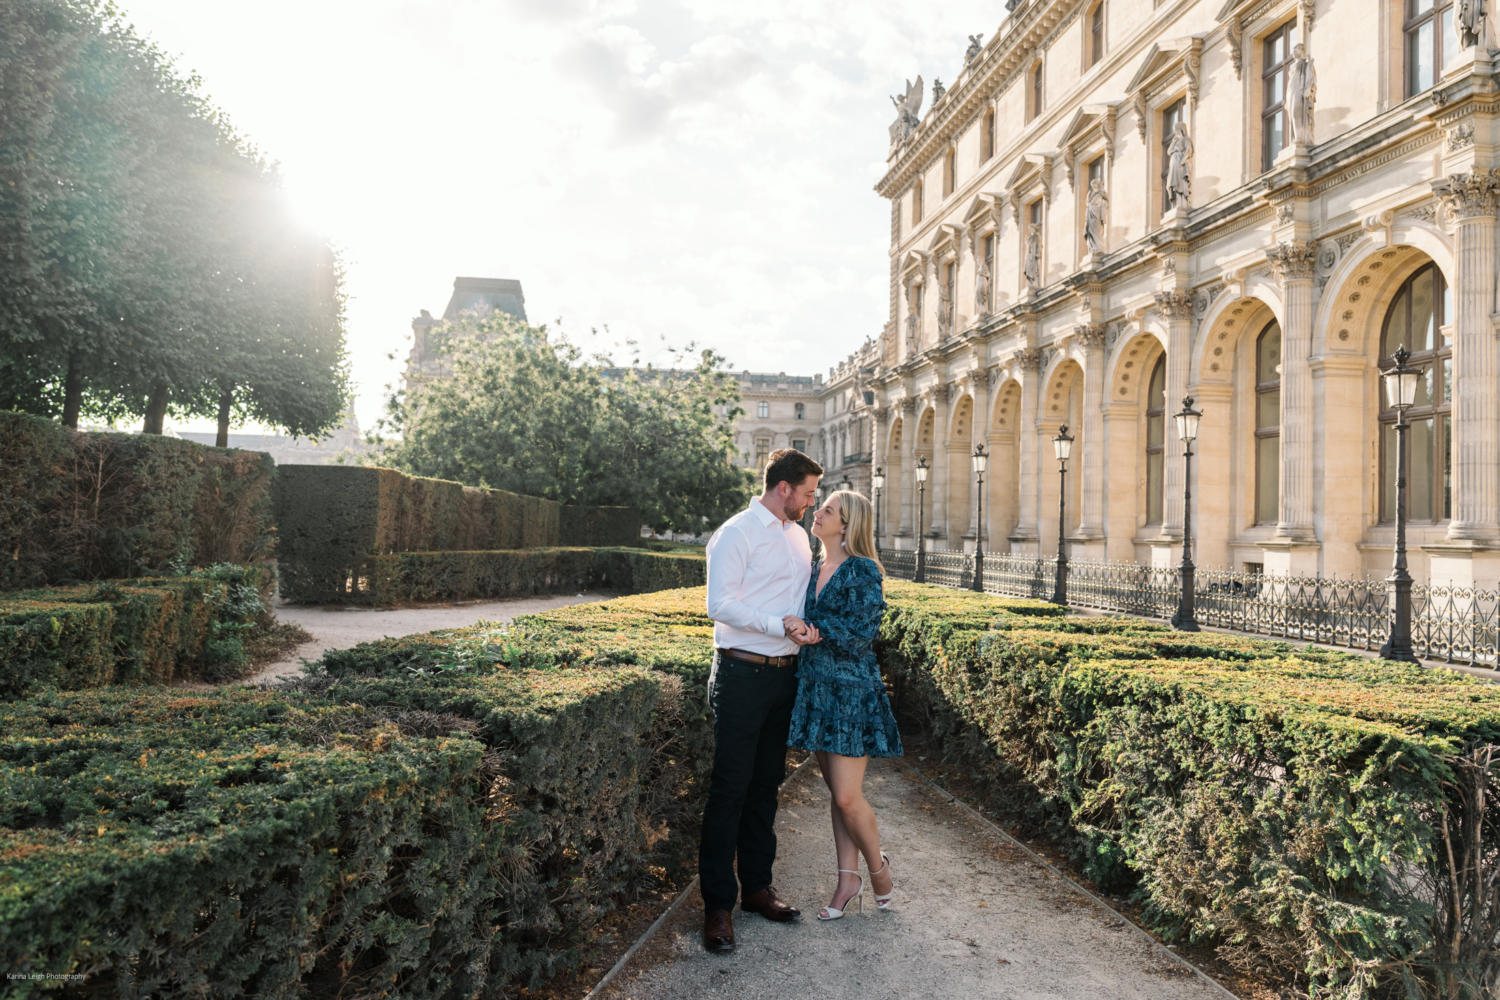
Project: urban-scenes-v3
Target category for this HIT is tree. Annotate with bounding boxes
[373,312,753,531]
[0,0,349,438]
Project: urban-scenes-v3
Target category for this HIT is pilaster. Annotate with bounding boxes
[1010,347,1044,548]
[1266,240,1318,543]
[1154,290,1193,539]
[897,398,917,540]
[931,386,950,542]
[1076,324,1107,542]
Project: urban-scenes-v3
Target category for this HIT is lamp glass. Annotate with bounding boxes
[1052,433,1072,462]
[1384,368,1420,409]
[1175,410,1200,442]
[872,471,886,490]
[972,452,988,474]
[914,464,928,483]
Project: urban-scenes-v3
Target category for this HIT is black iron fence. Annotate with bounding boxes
[878,548,1500,668]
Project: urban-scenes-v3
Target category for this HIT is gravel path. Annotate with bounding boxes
[240,593,616,685]
[597,757,1227,1000]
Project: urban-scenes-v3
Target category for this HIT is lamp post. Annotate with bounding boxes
[871,467,886,553]
[1051,426,1073,605]
[838,476,853,493]
[914,456,929,583]
[1379,346,1424,662]
[971,444,988,592]
[1171,396,1202,632]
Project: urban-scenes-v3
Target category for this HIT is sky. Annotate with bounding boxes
[117,0,1002,434]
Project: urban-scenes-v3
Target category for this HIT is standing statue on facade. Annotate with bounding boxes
[936,280,952,339]
[1165,123,1193,211]
[1460,0,1485,47]
[965,34,984,63]
[1287,44,1317,146]
[1023,224,1042,290]
[888,77,925,145]
[905,286,920,354]
[1084,179,1108,256]
[974,260,991,315]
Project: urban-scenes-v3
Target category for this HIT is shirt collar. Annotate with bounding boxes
[750,497,787,529]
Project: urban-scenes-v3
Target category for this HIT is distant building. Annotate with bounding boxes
[175,410,367,466]
[406,277,527,389]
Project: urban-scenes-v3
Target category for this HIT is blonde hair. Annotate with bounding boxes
[830,490,885,578]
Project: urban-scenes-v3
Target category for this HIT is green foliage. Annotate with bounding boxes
[0,669,673,997]
[559,504,640,547]
[372,311,752,531]
[0,567,273,696]
[0,0,349,434]
[273,463,649,602]
[0,411,275,586]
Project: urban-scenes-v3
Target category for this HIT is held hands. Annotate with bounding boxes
[783,615,821,645]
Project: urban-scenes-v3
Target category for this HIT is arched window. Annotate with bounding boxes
[912,179,924,225]
[1088,2,1105,67]
[1146,355,1166,524]
[1380,262,1452,521]
[1255,320,1282,523]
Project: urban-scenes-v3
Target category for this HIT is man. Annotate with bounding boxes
[700,448,823,952]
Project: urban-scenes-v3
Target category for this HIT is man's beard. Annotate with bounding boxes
[787,502,810,522]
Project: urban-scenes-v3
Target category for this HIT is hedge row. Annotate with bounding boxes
[875,583,1500,996]
[0,566,273,698]
[273,465,640,603]
[287,545,705,606]
[0,667,676,998]
[319,583,1500,995]
[0,411,276,587]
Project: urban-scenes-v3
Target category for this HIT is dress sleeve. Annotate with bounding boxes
[803,559,886,658]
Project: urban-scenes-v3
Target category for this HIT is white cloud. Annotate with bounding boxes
[117,0,999,431]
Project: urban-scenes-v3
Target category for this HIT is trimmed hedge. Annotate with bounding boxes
[319,582,1500,995]
[559,505,640,547]
[0,566,274,697]
[0,411,275,587]
[274,465,643,603]
[0,669,672,998]
[875,581,1500,996]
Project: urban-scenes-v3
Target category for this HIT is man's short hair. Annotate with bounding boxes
[764,448,823,492]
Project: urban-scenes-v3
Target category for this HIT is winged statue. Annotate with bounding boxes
[889,76,924,145]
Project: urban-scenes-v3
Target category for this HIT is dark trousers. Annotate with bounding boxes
[698,651,799,913]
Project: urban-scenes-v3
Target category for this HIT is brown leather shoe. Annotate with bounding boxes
[742,886,802,922]
[703,909,735,952]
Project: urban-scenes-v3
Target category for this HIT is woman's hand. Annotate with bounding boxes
[784,615,821,645]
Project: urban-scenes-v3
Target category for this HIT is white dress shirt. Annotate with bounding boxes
[705,498,813,656]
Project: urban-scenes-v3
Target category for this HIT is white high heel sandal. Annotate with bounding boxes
[817,868,866,920]
[870,854,894,911]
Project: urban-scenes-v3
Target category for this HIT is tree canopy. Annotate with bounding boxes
[373,313,753,531]
[0,0,349,439]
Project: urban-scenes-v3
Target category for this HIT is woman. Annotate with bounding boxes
[783,490,903,920]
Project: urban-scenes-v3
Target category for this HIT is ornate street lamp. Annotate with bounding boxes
[1171,396,1203,632]
[971,444,988,592]
[871,467,886,553]
[1379,346,1424,662]
[1051,426,1073,605]
[838,476,853,493]
[914,456,930,583]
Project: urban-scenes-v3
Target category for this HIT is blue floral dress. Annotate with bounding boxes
[786,555,903,758]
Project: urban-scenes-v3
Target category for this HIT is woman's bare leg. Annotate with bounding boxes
[820,752,892,900]
[816,751,862,909]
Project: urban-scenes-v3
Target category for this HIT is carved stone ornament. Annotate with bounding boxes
[888,77,924,147]
[965,33,984,63]
[1301,0,1315,24]
[1265,240,1320,284]
[899,397,917,414]
[1133,91,1148,140]
[1077,323,1107,350]
[1185,41,1203,108]
[1448,123,1476,151]
[1153,289,1194,319]
[1275,204,1295,225]
[1101,106,1117,164]
[1335,230,1362,254]
[1016,347,1045,372]
[1316,241,1339,273]
[1433,169,1500,220]
[1227,18,1244,80]
[1400,203,1438,224]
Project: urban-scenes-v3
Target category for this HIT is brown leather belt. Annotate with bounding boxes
[716,647,799,668]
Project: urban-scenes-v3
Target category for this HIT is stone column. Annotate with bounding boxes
[1435,170,1500,542]
[1076,325,1107,541]
[1154,291,1194,540]
[967,372,992,541]
[1010,348,1044,549]
[1265,241,1318,542]
[931,386,951,544]
[898,398,917,541]
[871,406,889,541]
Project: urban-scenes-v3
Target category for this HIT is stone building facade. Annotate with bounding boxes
[853,0,1500,588]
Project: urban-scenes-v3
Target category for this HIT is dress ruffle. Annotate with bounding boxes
[787,556,904,758]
